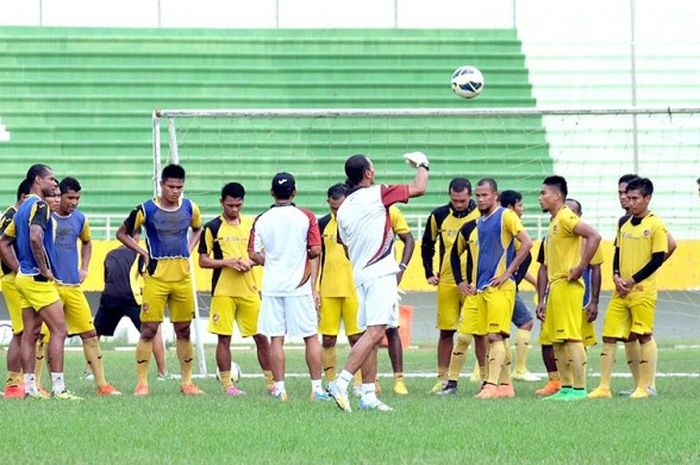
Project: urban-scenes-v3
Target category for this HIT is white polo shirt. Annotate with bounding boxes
[249,204,321,297]
[336,184,410,286]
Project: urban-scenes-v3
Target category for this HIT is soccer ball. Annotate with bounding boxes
[232,362,242,383]
[451,65,484,99]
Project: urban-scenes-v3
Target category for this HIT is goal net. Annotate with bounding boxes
[153,107,700,371]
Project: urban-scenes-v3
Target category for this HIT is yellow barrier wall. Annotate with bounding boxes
[83,240,700,292]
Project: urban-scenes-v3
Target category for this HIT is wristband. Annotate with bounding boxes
[399,263,408,270]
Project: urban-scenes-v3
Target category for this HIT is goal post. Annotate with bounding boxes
[153,105,700,362]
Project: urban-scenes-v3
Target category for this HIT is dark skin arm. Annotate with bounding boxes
[396,231,414,284]
[0,234,19,273]
[585,263,602,322]
[30,224,54,280]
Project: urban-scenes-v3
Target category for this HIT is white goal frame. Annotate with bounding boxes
[152,105,699,376]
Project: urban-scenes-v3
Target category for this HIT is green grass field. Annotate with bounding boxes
[1,342,699,465]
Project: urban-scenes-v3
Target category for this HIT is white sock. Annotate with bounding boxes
[310,379,323,392]
[336,370,353,392]
[24,373,37,395]
[361,383,377,403]
[51,372,65,395]
[274,381,286,395]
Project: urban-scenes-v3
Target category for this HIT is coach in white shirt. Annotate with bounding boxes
[327,152,429,412]
[249,172,328,401]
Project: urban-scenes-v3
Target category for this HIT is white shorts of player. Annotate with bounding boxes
[357,273,398,330]
[258,294,317,338]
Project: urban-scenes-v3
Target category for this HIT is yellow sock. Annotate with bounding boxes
[498,340,512,385]
[136,339,153,385]
[625,340,641,386]
[176,339,194,386]
[394,372,404,382]
[321,346,337,382]
[35,340,46,387]
[568,341,587,389]
[447,333,472,381]
[220,370,233,389]
[437,366,448,383]
[598,342,617,390]
[639,339,656,390]
[486,339,505,385]
[514,329,530,373]
[553,343,572,387]
[648,338,658,389]
[263,369,274,389]
[83,336,107,388]
[6,371,22,387]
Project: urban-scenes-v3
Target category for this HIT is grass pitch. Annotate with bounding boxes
[1,342,699,465]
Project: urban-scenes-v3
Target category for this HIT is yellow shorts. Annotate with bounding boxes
[14,274,60,312]
[318,295,361,337]
[546,279,585,342]
[57,285,95,336]
[457,295,486,336]
[208,294,261,337]
[141,275,194,323]
[581,309,597,347]
[602,290,656,339]
[2,275,24,334]
[437,283,463,331]
[477,283,515,336]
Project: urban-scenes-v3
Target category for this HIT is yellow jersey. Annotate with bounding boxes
[198,215,259,297]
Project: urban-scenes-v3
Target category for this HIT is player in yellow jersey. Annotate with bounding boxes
[536,176,601,401]
[117,164,203,396]
[318,183,414,395]
[198,182,272,396]
[421,178,480,393]
[614,174,676,396]
[0,165,81,400]
[535,198,603,397]
[589,177,668,399]
[436,215,479,395]
[471,178,532,399]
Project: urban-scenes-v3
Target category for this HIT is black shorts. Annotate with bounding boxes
[94,301,141,337]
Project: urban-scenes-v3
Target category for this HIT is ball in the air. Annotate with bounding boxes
[451,65,484,99]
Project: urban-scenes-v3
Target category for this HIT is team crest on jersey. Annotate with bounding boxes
[213,313,219,323]
[643,229,650,237]
[552,225,558,234]
[141,303,149,313]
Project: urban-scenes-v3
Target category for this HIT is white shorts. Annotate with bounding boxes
[357,274,398,330]
[258,294,317,338]
[387,300,400,329]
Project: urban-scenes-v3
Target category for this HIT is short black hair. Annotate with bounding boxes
[618,173,639,185]
[448,178,472,195]
[543,175,568,199]
[221,182,245,199]
[696,177,700,185]
[327,183,348,199]
[59,176,81,194]
[161,164,186,182]
[500,190,522,208]
[476,178,498,192]
[16,178,31,201]
[344,154,371,187]
[25,164,52,184]
[565,198,582,215]
[626,177,654,197]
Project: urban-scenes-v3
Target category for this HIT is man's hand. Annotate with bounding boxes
[613,275,630,297]
[396,270,405,284]
[79,268,88,283]
[489,271,512,288]
[39,267,55,282]
[536,301,546,321]
[403,151,429,169]
[312,289,321,311]
[585,302,599,323]
[426,275,439,286]
[457,281,475,296]
[568,264,584,281]
[139,251,150,271]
